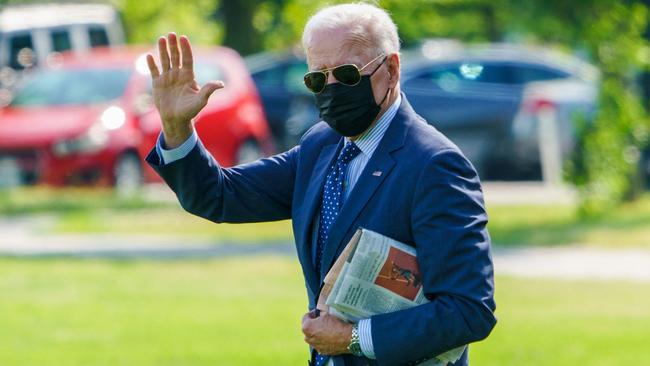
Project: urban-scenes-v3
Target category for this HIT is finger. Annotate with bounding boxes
[180,35,193,70]
[146,54,159,77]
[302,312,311,322]
[158,37,170,71]
[199,81,225,102]
[168,32,180,69]
[301,314,313,331]
[304,334,319,347]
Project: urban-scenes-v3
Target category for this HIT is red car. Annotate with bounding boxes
[0,46,273,192]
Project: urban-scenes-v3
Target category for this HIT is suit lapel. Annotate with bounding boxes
[298,139,343,295]
[319,149,395,279]
[319,102,410,280]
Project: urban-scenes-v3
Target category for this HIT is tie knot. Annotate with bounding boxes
[338,142,361,165]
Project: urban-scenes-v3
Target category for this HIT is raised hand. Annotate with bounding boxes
[146,33,224,148]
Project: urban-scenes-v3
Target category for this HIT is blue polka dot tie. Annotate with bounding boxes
[313,142,361,366]
[315,141,361,275]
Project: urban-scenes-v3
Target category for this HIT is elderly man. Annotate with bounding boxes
[145,3,495,366]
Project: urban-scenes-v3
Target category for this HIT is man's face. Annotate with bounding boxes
[306,27,391,105]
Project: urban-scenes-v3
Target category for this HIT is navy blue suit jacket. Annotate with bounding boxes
[146,95,496,366]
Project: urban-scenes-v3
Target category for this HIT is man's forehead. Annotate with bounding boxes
[306,28,373,70]
[307,50,366,71]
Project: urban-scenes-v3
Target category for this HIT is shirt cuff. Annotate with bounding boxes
[156,130,198,165]
[358,319,376,359]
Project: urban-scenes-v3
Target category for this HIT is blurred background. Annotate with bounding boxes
[0,1,649,365]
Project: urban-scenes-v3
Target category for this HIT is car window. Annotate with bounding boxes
[423,62,513,86]
[51,29,72,52]
[9,33,35,69]
[10,68,131,106]
[285,61,308,93]
[511,65,568,84]
[253,66,286,87]
[88,26,109,47]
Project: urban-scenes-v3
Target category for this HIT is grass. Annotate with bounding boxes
[0,186,295,243]
[0,187,167,215]
[0,256,648,366]
[0,257,309,366]
[52,210,295,243]
[472,277,650,366]
[3,186,650,247]
[486,195,650,247]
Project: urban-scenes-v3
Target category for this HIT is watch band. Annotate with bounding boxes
[347,323,363,356]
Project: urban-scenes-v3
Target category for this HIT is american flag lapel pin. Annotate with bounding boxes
[372,170,382,177]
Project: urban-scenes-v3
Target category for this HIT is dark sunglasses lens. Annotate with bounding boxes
[332,65,361,86]
[304,72,326,93]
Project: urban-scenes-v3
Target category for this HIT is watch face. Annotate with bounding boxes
[353,346,363,357]
[348,343,361,356]
[348,325,363,356]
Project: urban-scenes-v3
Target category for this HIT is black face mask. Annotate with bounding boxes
[314,72,390,137]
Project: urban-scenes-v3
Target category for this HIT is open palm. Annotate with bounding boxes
[146,33,224,148]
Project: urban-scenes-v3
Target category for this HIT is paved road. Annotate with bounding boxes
[493,246,650,282]
[0,237,297,259]
[2,226,649,282]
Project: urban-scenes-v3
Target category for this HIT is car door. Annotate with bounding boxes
[402,61,522,175]
[251,61,292,143]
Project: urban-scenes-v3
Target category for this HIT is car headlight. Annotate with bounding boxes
[52,106,124,157]
[100,106,126,130]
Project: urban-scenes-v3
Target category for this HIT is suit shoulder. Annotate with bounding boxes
[299,121,339,146]
[405,113,466,160]
[403,116,484,191]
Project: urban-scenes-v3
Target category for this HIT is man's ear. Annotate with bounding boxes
[387,53,400,86]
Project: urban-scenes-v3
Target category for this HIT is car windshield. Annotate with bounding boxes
[10,68,131,107]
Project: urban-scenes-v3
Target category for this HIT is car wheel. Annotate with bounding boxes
[114,152,143,196]
[237,139,263,165]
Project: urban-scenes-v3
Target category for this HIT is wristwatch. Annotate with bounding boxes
[347,323,363,357]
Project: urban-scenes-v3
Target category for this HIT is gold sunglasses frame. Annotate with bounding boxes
[303,54,386,94]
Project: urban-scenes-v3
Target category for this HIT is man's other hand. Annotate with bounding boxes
[146,32,224,148]
[301,311,354,356]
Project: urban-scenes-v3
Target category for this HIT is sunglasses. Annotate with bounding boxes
[303,54,387,94]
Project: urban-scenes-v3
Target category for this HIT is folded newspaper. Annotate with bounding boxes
[316,228,466,366]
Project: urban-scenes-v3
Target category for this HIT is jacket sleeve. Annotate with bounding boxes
[145,137,298,223]
[370,148,497,366]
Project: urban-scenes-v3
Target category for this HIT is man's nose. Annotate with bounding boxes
[326,71,337,85]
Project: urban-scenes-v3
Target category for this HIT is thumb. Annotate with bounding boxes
[199,80,225,102]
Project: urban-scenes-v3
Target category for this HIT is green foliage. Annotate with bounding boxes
[112,0,220,46]
[506,1,650,216]
[252,0,503,51]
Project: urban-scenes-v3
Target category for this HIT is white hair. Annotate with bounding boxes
[302,2,400,58]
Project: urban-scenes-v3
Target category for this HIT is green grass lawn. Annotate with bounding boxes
[52,209,296,243]
[487,196,650,247]
[3,186,650,247]
[1,257,648,366]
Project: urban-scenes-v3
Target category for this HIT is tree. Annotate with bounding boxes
[217,0,264,56]
[499,0,649,215]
